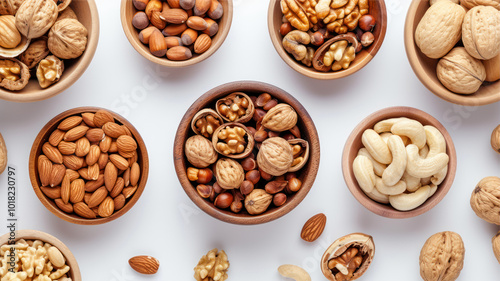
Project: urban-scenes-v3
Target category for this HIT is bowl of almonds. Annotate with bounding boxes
[120,0,233,67]
[268,0,387,79]
[0,0,99,102]
[174,81,320,224]
[0,229,81,281]
[342,106,457,218]
[29,107,149,225]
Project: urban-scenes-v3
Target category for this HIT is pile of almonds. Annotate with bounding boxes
[132,0,223,61]
[37,109,142,219]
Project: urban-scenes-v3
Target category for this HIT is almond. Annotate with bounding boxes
[63,155,84,170]
[98,196,115,217]
[70,179,85,203]
[129,255,160,275]
[66,169,80,181]
[40,186,61,199]
[86,128,105,142]
[86,145,101,166]
[123,168,131,187]
[88,186,108,208]
[61,174,71,204]
[38,155,53,187]
[100,136,112,153]
[50,164,66,187]
[85,174,104,192]
[55,199,73,214]
[117,135,137,152]
[104,162,118,192]
[123,185,138,199]
[84,193,92,205]
[162,23,187,36]
[114,194,126,211]
[88,163,100,181]
[130,162,141,186]
[58,141,76,155]
[74,202,96,219]
[122,125,133,136]
[42,142,63,164]
[64,125,89,142]
[194,0,211,15]
[167,46,192,61]
[98,153,109,170]
[49,129,65,146]
[187,16,208,30]
[75,137,91,157]
[300,213,327,242]
[82,112,96,127]
[110,154,130,170]
[58,116,82,131]
[110,177,125,198]
[79,167,91,180]
[109,141,118,153]
[194,33,211,54]
[149,29,168,57]
[93,110,114,128]
[150,10,166,29]
[128,153,138,167]
[160,8,188,24]
[119,150,136,159]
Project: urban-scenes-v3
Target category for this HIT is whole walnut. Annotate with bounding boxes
[185,135,218,168]
[493,231,500,264]
[461,0,500,10]
[257,137,293,176]
[48,18,88,59]
[0,0,25,15]
[215,158,244,190]
[419,231,465,281]
[437,47,486,94]
[470,176,500,225]
[19,37,49,69]
[462,6,500,60]
[15,0,58,39]
[261,104,298,132]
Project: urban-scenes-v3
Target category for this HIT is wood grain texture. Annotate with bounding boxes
[404,0,500,106]
[174,81,320,225]
[341,106,457,219]
[267,0,387,80]
[29,107,149,225]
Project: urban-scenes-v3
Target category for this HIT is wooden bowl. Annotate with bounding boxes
[120,0,233,67]
[267,0,387,80]
[0,229,81,281]
[29,107,149,225]
[174,81,320,224]
[342,106,457,219]
[404,0,500,106]
[0,1,100,103]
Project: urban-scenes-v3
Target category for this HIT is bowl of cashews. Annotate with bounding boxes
[342,106,457,218]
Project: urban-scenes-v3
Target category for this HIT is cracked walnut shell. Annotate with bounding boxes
[419,231,465,281]
[470,176,500,225]
[36,55,64,88]
[262,103,298,132]
[0,58,30,90]
[216,92,255,123]
[48,18,88,59]
[15,0,58,39]
[185,135,218,168]
[437,47,486,94]
[257,137,293,176]
[215,158,244,189]
[212,123,255,159]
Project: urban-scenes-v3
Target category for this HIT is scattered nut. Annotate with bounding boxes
[129,255,160,274]
[278,264,311,281]
[194,249,229,281]
[300,213,327,242]
[470,176,500,225]
[419,231,465,281]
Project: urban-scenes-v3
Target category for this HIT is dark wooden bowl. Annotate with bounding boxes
[342,106,457,219]
[174,81,320,224]
[29,107,149,225]
[0,0,100,102]
[0,229,81,281]
[120,0,233,67]
[404,0,500,106]
[268,0,387,79]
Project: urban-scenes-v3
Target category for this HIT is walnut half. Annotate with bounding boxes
[36,55,64,88]
[194,248,229,281]
[0,58,30,90]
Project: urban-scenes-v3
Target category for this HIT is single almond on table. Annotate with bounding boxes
[129,255,160,274]
[300,213,327,242]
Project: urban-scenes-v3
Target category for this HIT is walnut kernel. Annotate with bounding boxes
[36,55,64,88]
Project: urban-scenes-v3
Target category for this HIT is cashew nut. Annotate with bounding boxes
[406,144,449,178]
[357,148,386,177]
[382,135,407,186]
[282,30,311,61]
[389,185,431,211]
[431,166,448,185]
[374,117,409,133]
[428,184,438,197]
[421,176,431,186]
[391,119,426,149]
[380,132,392,144]
[424,125,446,157]
[278,264,311,281]
[353,155,376,193]
[375,177,407,195]
[402,171,421,192]
[361,129,392,164]
[419,144,429,158]
[365,185,389,204]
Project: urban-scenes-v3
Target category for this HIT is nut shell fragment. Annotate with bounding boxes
[288,138,309,172]
[19,36,49,69]
[191,108,223,138]
[185,135,218,168]
[257,137,293,176]
[0,0,25,15]
[48,18,88,59]
[419,231,465,281]
[0,58,30,90]
[470,176,500,225]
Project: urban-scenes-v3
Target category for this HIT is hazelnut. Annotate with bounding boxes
[255,93,272,107]
[213,182,223,194]
[280,22,292,36]
[214,192,233,209]
[265,180,288,194]
[273,193,287,206]
[133,0,149,10]
[197,168,213,184]
[245,170,261,185]
[361,32,374,47]
[187,167,199,181]
[240,180,254,196]
[259,168,273,181]
[253,109,267,123]
[132,11,149,30]
[254,130,268,142]
[230,200,243,213]
[241,157,257,171]
[310,31,325,46]
[358,14,376,31]
[288,178,302,192]
[263,99,279,111]
[197,184,212,198]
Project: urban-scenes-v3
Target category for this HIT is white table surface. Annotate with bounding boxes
[1,0,500,280]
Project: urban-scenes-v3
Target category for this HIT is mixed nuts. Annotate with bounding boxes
[279,0,377,72]
[184,92,310,215]
[0,0,88,91]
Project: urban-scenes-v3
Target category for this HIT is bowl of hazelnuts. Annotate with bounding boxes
[174,81,320,224]
[268,0,387,79]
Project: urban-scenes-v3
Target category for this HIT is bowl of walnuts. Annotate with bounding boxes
[174,81,320,224]
[0,0,99,102]
[120,0,233,67]
[268,0,387,79]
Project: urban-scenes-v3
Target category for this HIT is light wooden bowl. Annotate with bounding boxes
[268,0,387,79]
[120,0,233,67]
[0,229,81,281]
[404,0,500,106]
[174,81,320,224]
[29,107,149,225]
[0,1,99,103]
[342,106,457,219]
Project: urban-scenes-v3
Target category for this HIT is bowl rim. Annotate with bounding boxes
[0,0,100,103]
[267,0,388,80]
[173,80,321,225]
[0,229,81,281]
[341,106,457,219]
[28,106,149,225]
[120,0,233,67]
[404,0,500,106]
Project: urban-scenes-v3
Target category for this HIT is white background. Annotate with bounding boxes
[1,0,500,280]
